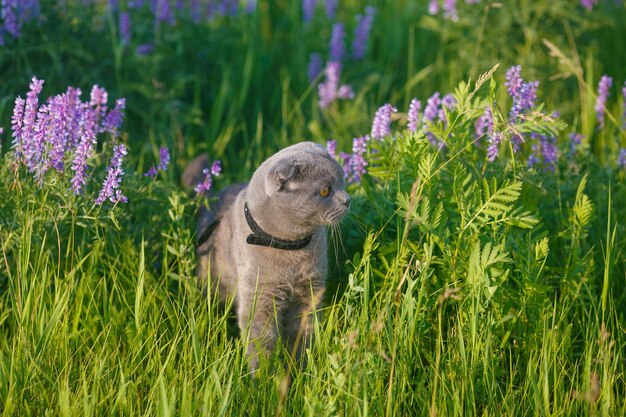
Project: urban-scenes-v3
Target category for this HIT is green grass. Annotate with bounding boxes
[1,0,626,415]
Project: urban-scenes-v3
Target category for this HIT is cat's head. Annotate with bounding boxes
[251,142,350,231]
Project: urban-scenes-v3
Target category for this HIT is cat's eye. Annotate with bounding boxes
[319,186,331,197]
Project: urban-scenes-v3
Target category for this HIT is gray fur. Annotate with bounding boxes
[186,142,350,371]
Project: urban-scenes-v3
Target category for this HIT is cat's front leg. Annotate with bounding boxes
[283,286,325,365]
[237,285,282,373]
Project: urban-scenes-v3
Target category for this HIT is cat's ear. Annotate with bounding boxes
[266,158,300,193]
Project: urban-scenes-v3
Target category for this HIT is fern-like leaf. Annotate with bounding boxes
[464,180,522,231]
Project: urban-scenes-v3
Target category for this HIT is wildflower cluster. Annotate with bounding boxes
[0,0,40,45]
[595,75,612,128]
[427,0,605,21]
[9,76,128,204]
[95,144,128,205]
[580,0,599,10]
[589,74,626,169]
[318,62,354,109]
[500,65,559,170]
[310,3,376,109]
[144,146,171,178]
[429,0,479,21]
[410,91,457,148]
[109,0,256,54]
[195,160,222,194]
[1,0,257,49]
[352,6,376,60]
[329,90,463,183]
[328,64,622,184]
[326,102,398,184]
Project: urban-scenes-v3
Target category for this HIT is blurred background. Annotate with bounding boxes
[1,0,624,181]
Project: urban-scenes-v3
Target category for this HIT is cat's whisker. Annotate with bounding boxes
[333,223,348,259]
[330,224,341,270]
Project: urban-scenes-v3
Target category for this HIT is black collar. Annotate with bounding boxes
[243,202,312,250]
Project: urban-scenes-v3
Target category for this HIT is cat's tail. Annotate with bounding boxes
[182,153,209,191]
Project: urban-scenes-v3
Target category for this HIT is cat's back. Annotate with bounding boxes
[196,183,247,301]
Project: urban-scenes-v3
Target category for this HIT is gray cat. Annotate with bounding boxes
[184,142,350,371]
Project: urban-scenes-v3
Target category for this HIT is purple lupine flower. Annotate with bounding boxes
[326,139,337,159]
[136,43,154,55]
[16,0,40,25]
[618,148,626,169]
[174,0,184,13]
[224,0,239,16]
[510,80,539,119]
[95,144,128,205]
[580,0,598,10]
[129,0,144,8]
[144,166,158,178]
[324,0,337,20]
[46,94,71,173]
[569,132,584,154]
[144,146,170,178]
[349,153,367,183]
[302,0,315,22]
[90,85,108,109]
[329,22,345,63]
[308,52,323,84]
[337,84,355,100]
[193,163,220,193]
[109,0,119,11]
[540,135,557,172]
[352,135,368,154]
[407,98,422,133]
[24,105,49,179]
[520,81,540,106]
[595,75,612,128]
[442,94,456,109]
[15,77,45,165]
[318,61,340,108]
[339,151,351,179]
[443,0,458,21]
[119,11,132,45]
[158,146,170,171]
[211,160,222,176]
[90,85,109,125]
[245,0,256,13]
[486,132,502,162]
[371,104,397,140]
[352,7,375,60]
[70,129,97,194]
[154,0,174,24]
[511,134,523,153]
[10,96,25,163]
[527,144,541,169]
[475,106,493,138]
[102,98,126,137]
[438,93,457,122]
[189,0,202,22]
[505,65,523,99]
[2,0,20,38]
[65,87,83,148]
[349,136,369,183]
[428,0,439,15]
[423,92,441,125]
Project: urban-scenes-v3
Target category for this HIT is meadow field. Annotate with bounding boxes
[1,0,626,415]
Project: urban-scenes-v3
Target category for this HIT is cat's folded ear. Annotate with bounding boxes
[265,158,300,194]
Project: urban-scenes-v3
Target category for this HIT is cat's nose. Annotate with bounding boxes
[342,194,350,207]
